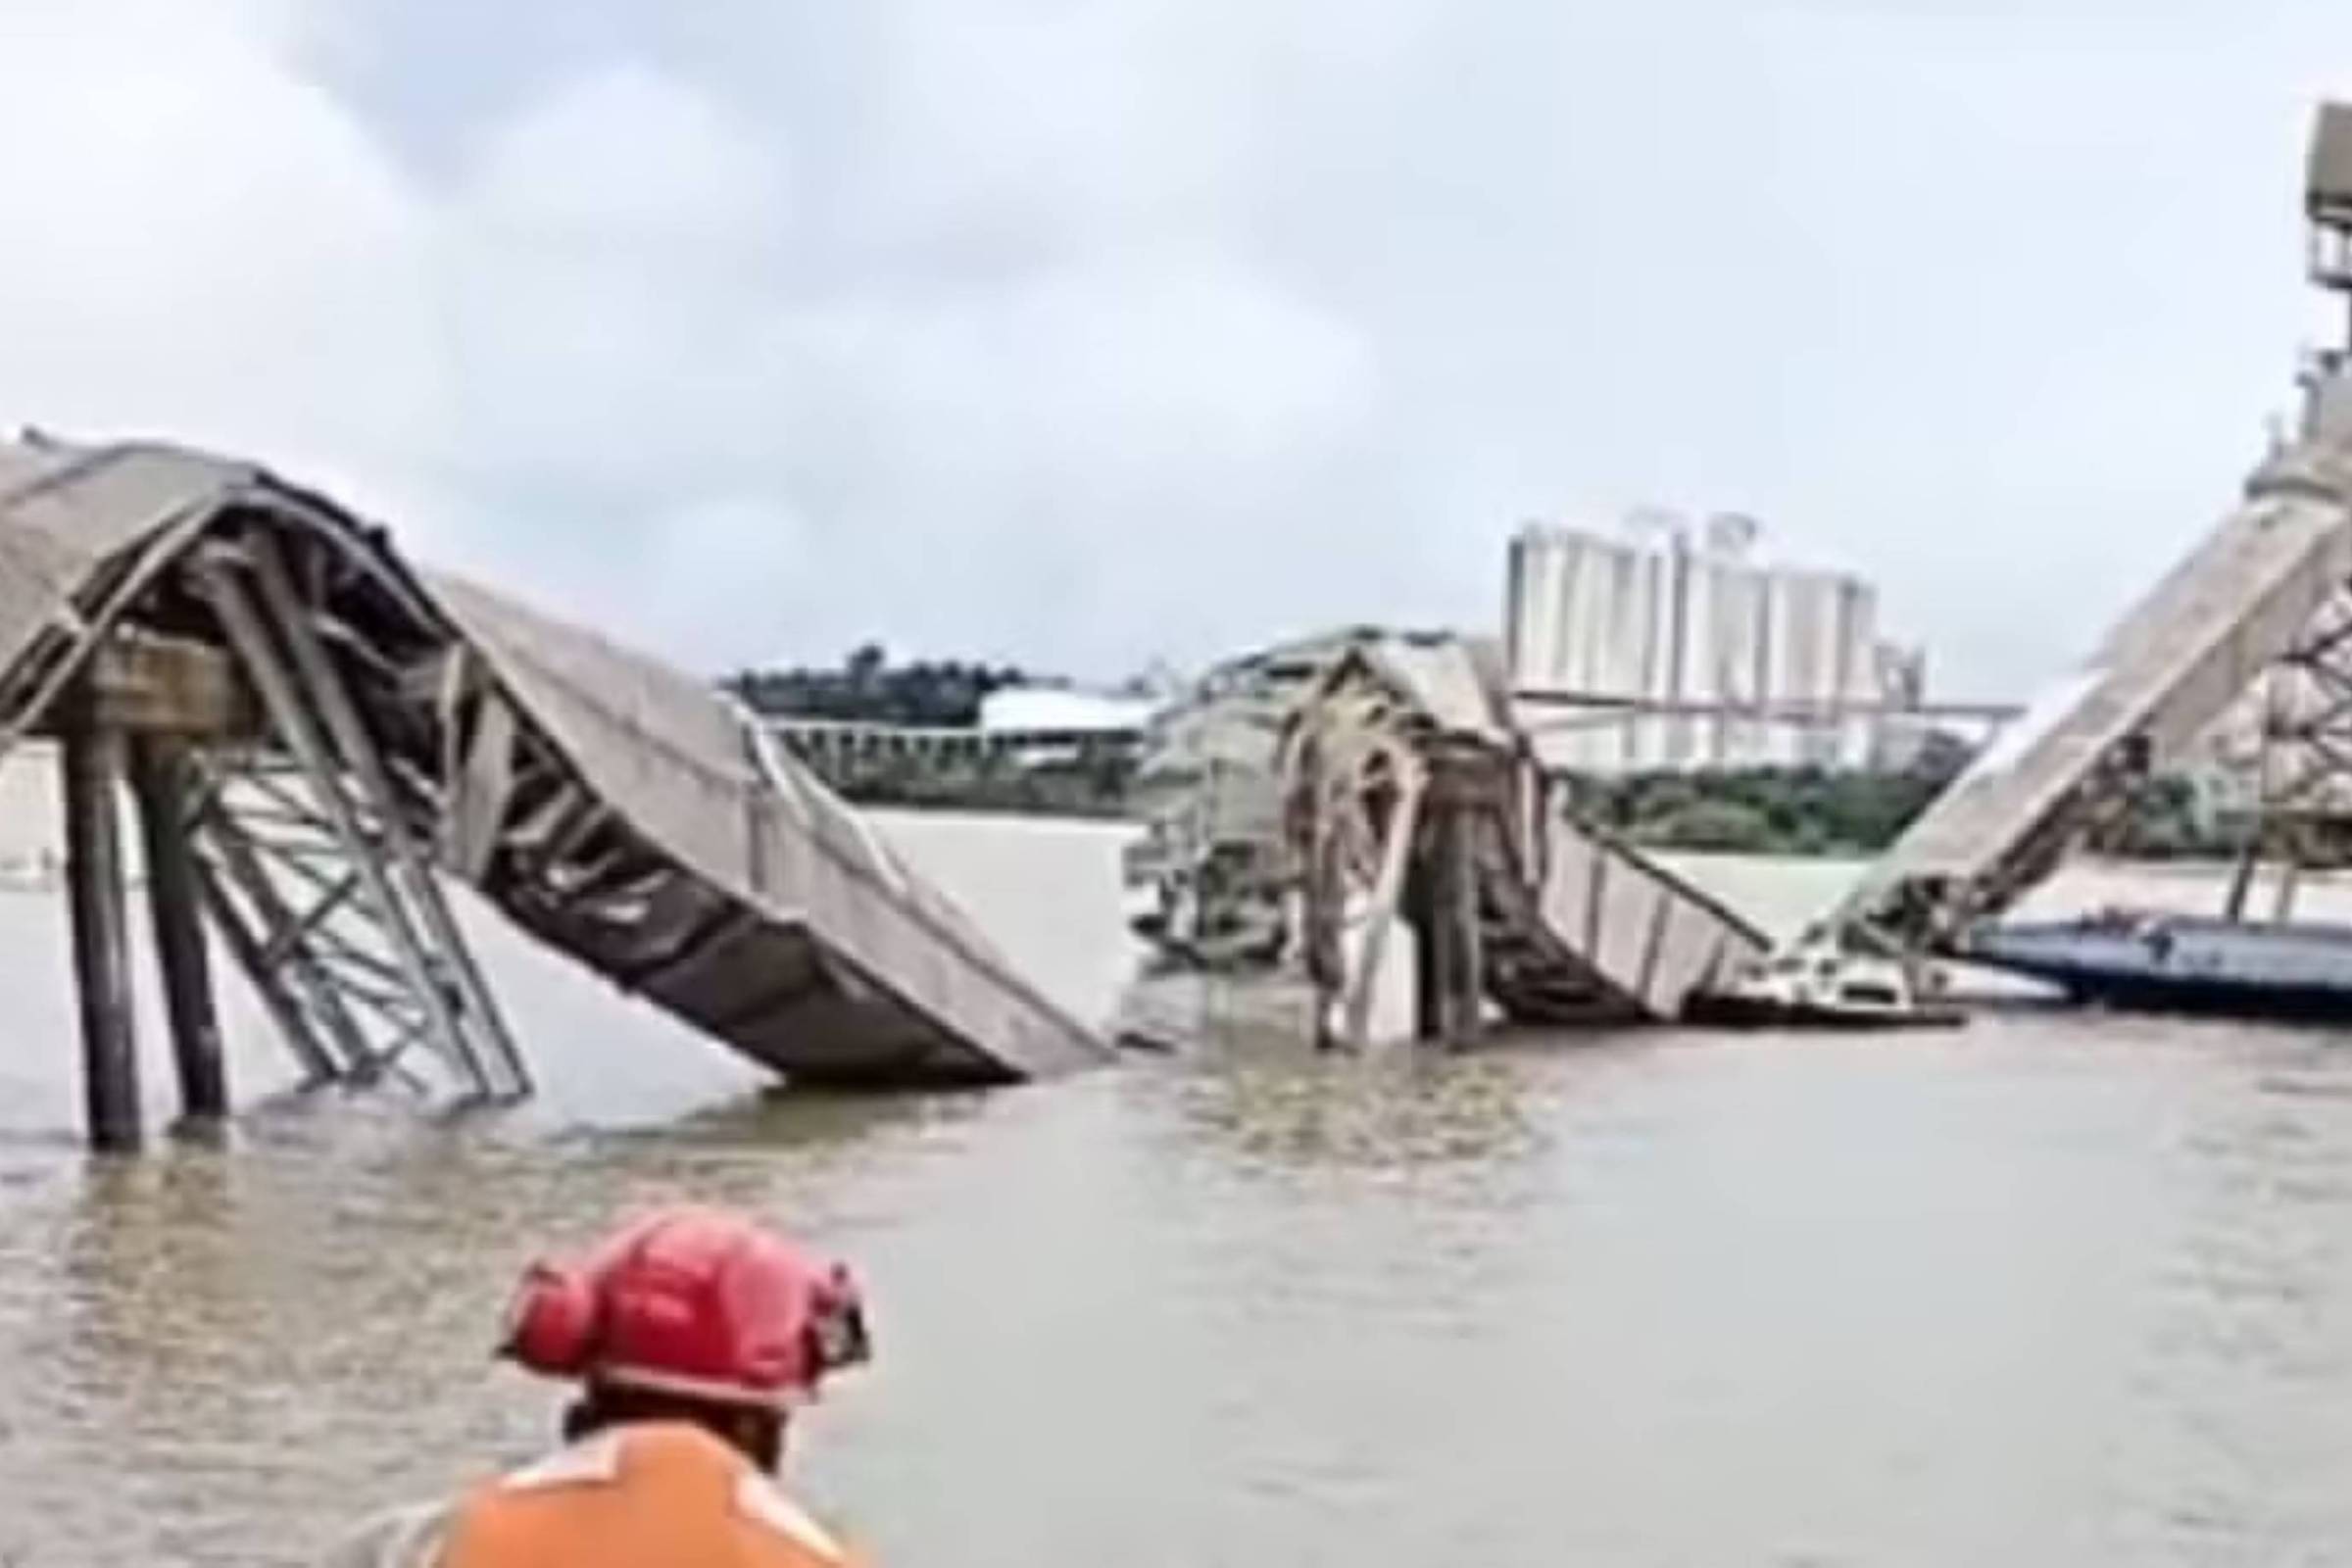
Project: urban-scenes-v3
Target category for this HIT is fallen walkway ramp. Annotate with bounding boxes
[1517,799,1769,1021]
[431,574,1110,1084]
[0,436,1111,1110]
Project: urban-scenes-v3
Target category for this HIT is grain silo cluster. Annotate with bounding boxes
[1505,514,1926,773]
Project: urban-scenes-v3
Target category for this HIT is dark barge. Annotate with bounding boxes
[1963,910,2352,1022]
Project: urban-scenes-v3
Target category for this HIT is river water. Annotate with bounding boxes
[7,814,2352,1565]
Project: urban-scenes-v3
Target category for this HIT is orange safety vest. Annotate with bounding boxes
[434,1423,857,1568]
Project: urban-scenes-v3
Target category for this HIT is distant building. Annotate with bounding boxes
[1506,513,1925,773]
[977,686,1159,736]
[973,683,1157,774]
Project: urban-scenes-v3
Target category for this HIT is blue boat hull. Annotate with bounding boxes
[1965,913,2352,1023]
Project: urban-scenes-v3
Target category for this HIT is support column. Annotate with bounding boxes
[129,738,228,1122]
[1304,828,1344,1051]
[1410,858,1443,1044]
[1288,729,1344,1052]
[59,692,140,1152]
[1342,770,1423,1050]
[2222,826,2261,922]
[2273,823,2307,922]
[1414,797,1484,1050]
[1442,805,1485,1047]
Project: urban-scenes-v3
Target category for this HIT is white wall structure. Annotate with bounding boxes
[977,686,1158,735]
[1507,516,1917,773]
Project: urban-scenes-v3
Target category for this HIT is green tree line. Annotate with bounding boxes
[1576,758,2238,860]
[724,643,1030,727]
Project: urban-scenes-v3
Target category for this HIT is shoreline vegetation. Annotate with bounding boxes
[723,652,2253,861]
[1569,764,2241,861]
[725,644,1035,728]
[798,763,2245,862]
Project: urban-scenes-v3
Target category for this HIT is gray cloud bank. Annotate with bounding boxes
[0,0,2344,696]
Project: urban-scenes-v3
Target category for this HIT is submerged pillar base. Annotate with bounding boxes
[60,696,141,1152]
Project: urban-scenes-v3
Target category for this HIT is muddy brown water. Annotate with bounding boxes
[5,819,2352,1565]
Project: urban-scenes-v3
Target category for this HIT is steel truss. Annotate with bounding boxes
[2224,589,2352,918]
[179,532,529,1102]
[3,450,1113,1108]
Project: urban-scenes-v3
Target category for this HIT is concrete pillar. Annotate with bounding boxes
[1449,811,1486,1046]
[1305,828,1344,1051]
[1410,858,1444,1043]
[59,698,140,1152]
[129,738,228,1122]
[2223,828,2261,922]
[1414,801,1485,1049]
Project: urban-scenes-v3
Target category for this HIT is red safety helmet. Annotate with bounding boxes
[501,1205,870,1410]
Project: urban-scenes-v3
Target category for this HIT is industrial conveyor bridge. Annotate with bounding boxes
[1811,103,2352,962]
[0,438,1109,1146]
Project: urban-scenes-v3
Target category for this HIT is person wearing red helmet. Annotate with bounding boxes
[324,1205,872,1568]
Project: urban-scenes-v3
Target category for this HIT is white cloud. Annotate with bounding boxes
[436,66,802,506]
[463,63,791,271]
[2,0,2350,696]
[799,258,1373,472]
[402,29,1392,672]
[0,1,441,503]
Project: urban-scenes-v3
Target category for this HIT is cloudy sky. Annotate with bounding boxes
[0,1,2345,697]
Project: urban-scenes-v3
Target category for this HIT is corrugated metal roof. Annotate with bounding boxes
[0,442,251,689]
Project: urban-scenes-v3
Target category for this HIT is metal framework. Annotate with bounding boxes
[0,441,1108,1132]
[0,481,526,1102]
[1791,105,2352,963]
[1189,631,1768,1046]
[171,534,524,1100]
[2212,591,2352,919]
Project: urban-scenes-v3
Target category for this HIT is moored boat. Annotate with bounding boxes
[1684,944,1968,1030]
[1962,908,2352,1021]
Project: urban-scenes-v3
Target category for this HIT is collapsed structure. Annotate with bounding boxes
[1666,100,2352,1027]
[1137,103,2352,1033]
[0,438,1110,1150]
[1125,629,1769,1044]
[1800,103,2352,967]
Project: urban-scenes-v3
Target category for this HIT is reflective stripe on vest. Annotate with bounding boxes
[435,1424,853,1568]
